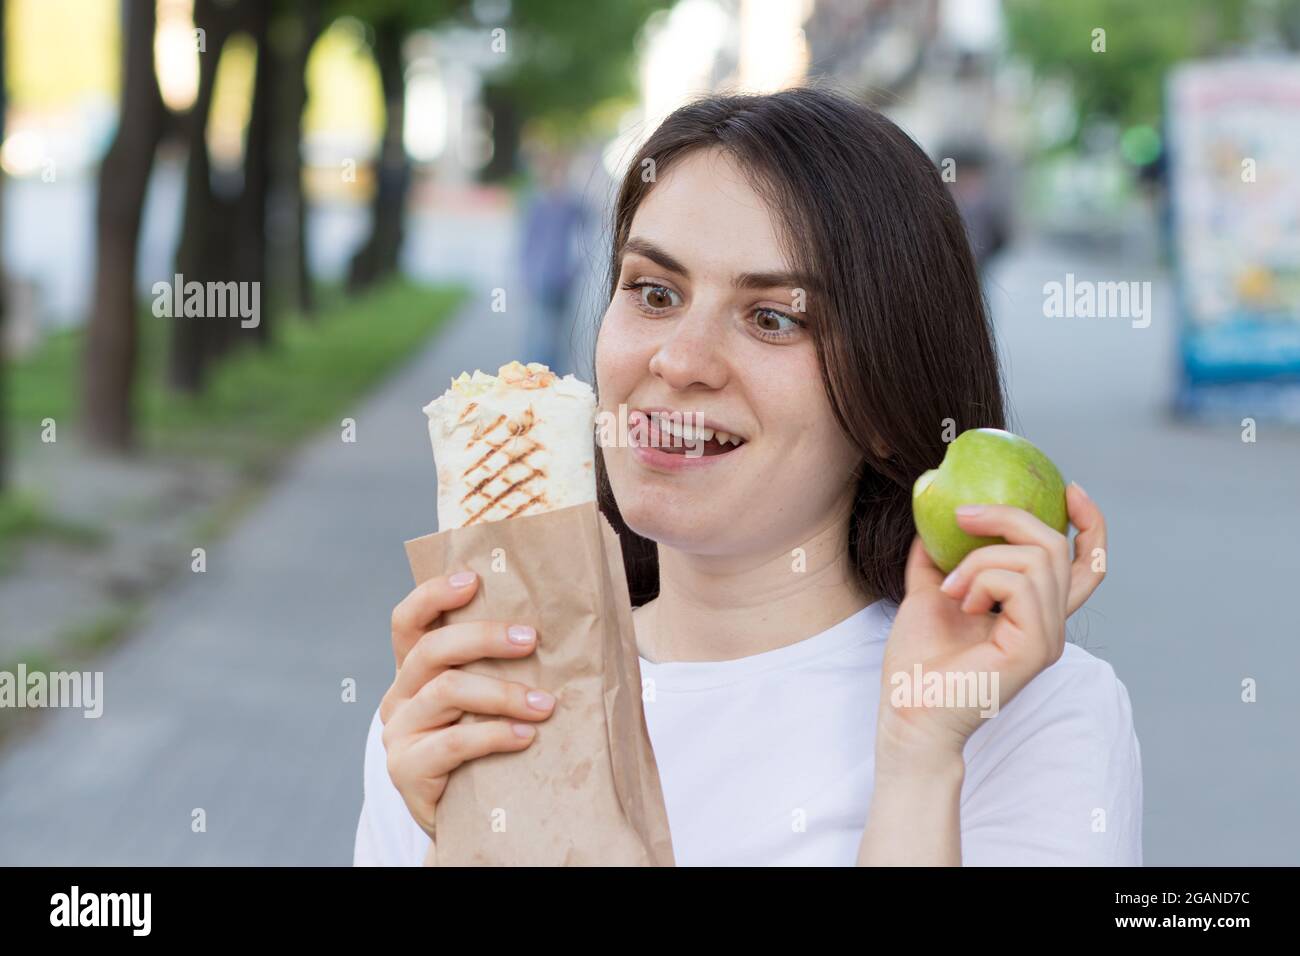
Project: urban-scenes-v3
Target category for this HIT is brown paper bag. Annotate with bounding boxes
[404,500,675,866]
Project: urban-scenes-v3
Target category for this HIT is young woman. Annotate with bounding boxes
[355,87,1142,866]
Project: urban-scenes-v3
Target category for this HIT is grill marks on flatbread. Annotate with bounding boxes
[458,405,548,525]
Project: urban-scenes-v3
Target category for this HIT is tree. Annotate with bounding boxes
[345,11,409,291]
[168,0,250,392]
[170,0,321,386]
[236,0,272,345]
[269,0,322,317]
[233,0,322,339]
[0,0,7,486]
[482,0,671,152]
[338,0,463,291]
[82,0,168,451]
[1003,0,1259,140]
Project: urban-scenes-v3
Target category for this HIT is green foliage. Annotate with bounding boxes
[490,0,673,140]
[325,0,468,31]
[0,492,105,573]
[7,325,81,430]
[0,493,45,540]
[1004,0,1266,135]
[318,0,671,143]
[63,602,143,654]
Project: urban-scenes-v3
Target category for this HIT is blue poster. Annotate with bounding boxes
[1168,59,1300,420]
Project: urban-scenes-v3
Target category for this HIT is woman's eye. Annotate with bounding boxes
[642,285,677,310]
[621,280,681,311]
[754,308,801,334]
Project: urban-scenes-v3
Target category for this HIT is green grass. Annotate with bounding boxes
[7,279,465,468]
[7,323,81,430]
[62,602,143,654]
[0,492,106,573]
[189,481,265,543]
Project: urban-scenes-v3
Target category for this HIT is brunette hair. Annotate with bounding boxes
[595,85,1006,607]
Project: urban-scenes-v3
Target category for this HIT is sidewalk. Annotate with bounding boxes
[0,295,530,864]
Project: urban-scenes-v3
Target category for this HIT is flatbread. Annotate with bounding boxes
[423,361,598,529]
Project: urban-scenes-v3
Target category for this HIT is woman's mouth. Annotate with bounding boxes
[626,409,748,469]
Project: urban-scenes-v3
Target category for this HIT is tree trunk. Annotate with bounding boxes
[82,0,167,451]
[237,0,272,346]
[347,17,408,292]
[480,80,522,184]
[269,0,320,319]
[168,0,243,393]
[0,0,7,487]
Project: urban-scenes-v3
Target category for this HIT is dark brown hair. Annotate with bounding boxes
[595,85,1005,607]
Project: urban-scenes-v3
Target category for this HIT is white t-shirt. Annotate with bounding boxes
[353,600,1143,866]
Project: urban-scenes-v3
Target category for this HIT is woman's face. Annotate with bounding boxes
[596,148,862,557]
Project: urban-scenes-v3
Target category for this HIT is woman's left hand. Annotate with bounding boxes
[875,482,1107,770]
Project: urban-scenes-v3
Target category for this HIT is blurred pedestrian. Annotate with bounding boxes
[941,140,1013,275]
[518,148,589,373]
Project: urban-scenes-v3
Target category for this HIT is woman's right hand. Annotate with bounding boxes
[382,570,555,841]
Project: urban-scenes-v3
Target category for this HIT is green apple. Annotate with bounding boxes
[912,428,1068,574]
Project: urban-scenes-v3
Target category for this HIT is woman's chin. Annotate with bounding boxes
[616,496,739,555]
[606,452,749,552]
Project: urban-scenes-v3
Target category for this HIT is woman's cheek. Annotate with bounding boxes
[594,307,645,403]
[779,380,861,503]
[593,307,612,384]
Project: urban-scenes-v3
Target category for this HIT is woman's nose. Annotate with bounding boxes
[648,305,729,391]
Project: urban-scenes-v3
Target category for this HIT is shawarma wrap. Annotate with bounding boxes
[422,361,597,530]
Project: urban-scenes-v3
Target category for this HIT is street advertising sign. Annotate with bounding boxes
[1168,59,1300,420]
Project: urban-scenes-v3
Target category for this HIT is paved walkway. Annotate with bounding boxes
[0,292,537,864]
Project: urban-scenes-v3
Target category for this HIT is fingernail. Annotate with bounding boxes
[449,571,476,588]
[955,505,984,517]
[1071,481,1089,499]
[941,570,959,592]
[512,723,536,739]
[507,625,536,645]
[526,690,554,711]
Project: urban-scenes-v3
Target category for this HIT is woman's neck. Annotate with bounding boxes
[635,501,872,664]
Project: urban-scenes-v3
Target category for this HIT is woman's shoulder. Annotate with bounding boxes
[1037,640,1129,695]
[964,640,1139,767]
[958,642,1143,864]
[1039,640,1134,714]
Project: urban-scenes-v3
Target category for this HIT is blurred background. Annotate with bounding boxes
[0,0,1297,866]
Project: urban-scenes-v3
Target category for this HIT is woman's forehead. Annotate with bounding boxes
[626,150,793,278]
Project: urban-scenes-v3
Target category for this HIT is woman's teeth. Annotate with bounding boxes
[648,412,745,446]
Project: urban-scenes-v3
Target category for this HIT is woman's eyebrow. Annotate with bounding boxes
[622,237,690,277]
[622,236,819,296]
[733,269,819,294]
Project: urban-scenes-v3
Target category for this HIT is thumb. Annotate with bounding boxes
[904,535,945,595]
